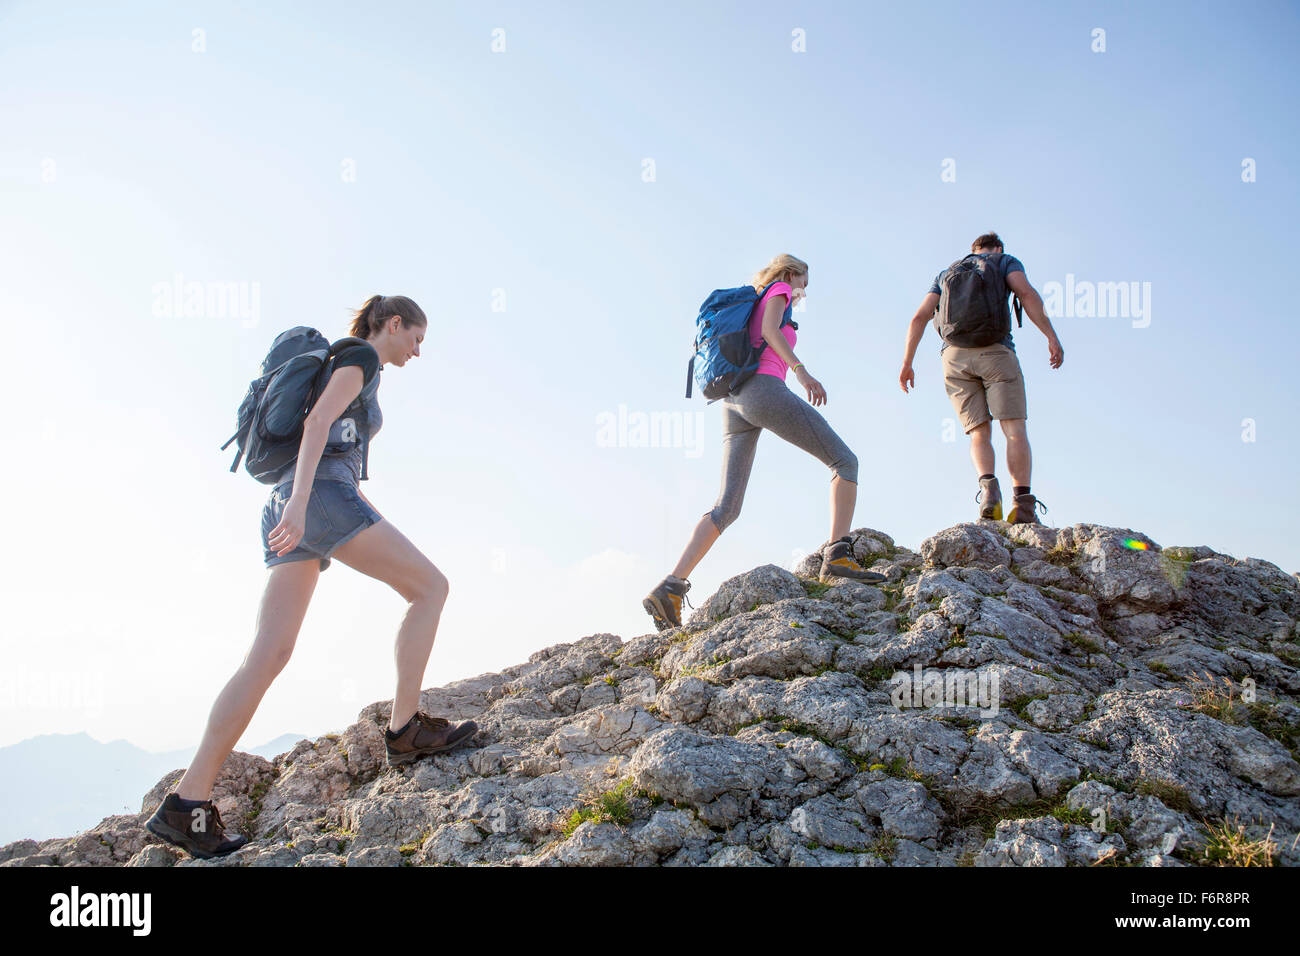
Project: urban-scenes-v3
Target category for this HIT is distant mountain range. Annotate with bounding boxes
[0,731,306,845]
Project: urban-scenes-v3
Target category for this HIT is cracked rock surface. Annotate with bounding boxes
[6,522,1297,867]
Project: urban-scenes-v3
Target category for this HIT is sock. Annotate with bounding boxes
[666,574,688,584]
[979,473,995,482]
[387,715,415,738]
[172,794,207,809]
[1014,486,1031,497]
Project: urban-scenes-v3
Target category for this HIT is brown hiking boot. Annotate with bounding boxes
[977,476,1003,521]
[385,712,478,766]
[145,792,250,859]
[1007,493,1047,525]
[643,575,692,631]
[819,537,887,584]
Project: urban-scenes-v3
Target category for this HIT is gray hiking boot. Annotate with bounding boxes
[643,575,692,631]
[819,537,887,584]
[1007,493,1047,525]
[977,476,1003,521]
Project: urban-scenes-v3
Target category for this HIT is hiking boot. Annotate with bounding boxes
[1007,493,1047,525]
[385,712,478,766]
[145,792,250,860]
[977,476,1003,521]
[819,537,887,584]
[643,575,692,631]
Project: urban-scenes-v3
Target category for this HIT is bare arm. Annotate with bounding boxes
[266,366,364,556]
[760,294,799,368]
[899,292,939,392]
[758,294,828,406]
[1006,271,1063,368]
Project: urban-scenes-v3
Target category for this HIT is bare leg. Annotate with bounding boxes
[830,475,856,541]
[672,514,722,579]
[1000,418,1031,487]
[176,560,320,800]
[968,421,995,476]
[332,520,449,731]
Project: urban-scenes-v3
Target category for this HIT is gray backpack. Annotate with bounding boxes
[935,252,1023,348]
[222,327,376,484]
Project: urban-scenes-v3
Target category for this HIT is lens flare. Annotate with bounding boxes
[1122,538,1149,551]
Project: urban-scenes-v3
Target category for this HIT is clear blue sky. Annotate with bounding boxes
[2,0,1297,752]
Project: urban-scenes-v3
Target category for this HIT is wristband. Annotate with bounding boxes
[792,363,805,372]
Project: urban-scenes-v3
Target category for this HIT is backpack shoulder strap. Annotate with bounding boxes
[356,404,370,481]
[328,337,381,388]
[947,254,977,275]
[328,335,372,356]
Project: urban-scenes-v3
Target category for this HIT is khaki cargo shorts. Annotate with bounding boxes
[941,344,1027,433]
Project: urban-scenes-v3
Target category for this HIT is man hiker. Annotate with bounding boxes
[898,232,1064,524]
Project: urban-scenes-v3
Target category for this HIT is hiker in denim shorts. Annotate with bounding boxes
[145,295,478,861]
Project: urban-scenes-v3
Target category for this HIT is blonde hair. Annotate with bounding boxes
[750,254,809,294]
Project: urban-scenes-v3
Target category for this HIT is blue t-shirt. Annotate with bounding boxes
[275,342,382,486]
[929,253,1025,351]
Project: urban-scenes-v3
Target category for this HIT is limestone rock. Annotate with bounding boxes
[10,519,1297,868]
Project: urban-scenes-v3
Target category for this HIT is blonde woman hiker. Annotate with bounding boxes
[146,295,477,859]
[643,255,886,631]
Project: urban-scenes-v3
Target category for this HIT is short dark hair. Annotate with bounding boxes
[972,232,1003,252]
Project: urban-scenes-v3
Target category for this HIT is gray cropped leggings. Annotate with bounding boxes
[707,373,859,533]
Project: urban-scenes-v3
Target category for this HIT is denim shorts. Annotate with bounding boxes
[261,478,383,571]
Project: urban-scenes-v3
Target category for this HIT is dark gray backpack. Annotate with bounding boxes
[222,327,376,484]
[935,252,1023,348]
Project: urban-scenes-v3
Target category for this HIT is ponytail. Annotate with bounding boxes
[349,294,428,339]
[349,295,383,338]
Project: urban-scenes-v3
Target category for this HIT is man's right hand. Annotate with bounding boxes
[899,363,915,393]
[1048,336,1064,369]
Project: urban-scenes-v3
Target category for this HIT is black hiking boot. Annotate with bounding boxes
[643,576,692,631]
[819,537,887,584]
[977,476,1003,521]
[1007,493,1048,525]
[145,792,250,860]
[385,712,478,766]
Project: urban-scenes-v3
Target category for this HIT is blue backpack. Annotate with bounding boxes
[686,281,796,401]
[222,327,376,484]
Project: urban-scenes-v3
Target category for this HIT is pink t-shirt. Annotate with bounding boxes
[748,281,798,380]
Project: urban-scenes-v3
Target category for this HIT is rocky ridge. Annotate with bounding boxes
[4,521,1298,867]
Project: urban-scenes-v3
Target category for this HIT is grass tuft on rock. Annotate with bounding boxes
[561,778,636,838]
